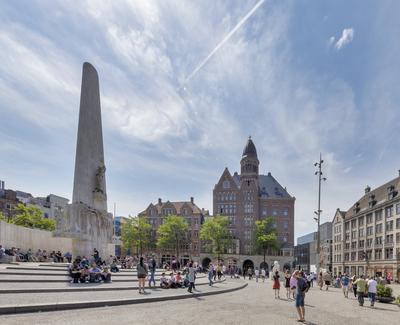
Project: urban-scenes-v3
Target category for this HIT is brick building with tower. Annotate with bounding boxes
[213,137,295,257]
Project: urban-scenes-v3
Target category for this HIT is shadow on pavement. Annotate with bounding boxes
[366,306,399,312]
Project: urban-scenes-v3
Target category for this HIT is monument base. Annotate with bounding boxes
[55,202,113,259]
[71,238,115,260]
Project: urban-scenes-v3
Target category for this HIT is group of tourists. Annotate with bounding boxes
[270,269,309,322]
[136,256,197,294]
[335,273,378,307]
[68,249,116,284]
[0,244,72,263]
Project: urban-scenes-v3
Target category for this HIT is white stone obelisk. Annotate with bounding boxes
[72,62,107,212]
[55,62,113,258]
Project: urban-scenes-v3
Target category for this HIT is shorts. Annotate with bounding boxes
[137,275,147,279]
[295,294,305,307]
[342,285,348,290]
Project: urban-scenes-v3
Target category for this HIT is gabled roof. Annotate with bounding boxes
[214,168,239,190]
[232,172,240,187]
[139,200,203,216]
[259,173,292,199]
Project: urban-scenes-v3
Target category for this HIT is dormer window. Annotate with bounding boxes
[223,180,230,189]
[388,185,398,200]
[368,194,377,208]
[354,202,360,214]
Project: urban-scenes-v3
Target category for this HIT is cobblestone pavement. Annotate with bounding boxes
[1,278,399,325]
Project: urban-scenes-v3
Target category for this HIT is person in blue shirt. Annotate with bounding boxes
[340,272,350,298]
[89,263,102,283]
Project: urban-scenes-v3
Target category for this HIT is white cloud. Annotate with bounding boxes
[2,1,399,243]
[335,28,354,50]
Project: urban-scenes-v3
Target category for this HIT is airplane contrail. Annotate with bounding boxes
[183,0,265,85]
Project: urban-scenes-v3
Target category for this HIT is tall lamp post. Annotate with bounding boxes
[314,153,327,275]
[396,251,400,283]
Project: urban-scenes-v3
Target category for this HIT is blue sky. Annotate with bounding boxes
[1,0,399,241]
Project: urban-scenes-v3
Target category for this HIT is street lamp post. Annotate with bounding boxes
[396,251,400,283]
[314,153,327,275]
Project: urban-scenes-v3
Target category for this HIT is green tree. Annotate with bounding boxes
[200,215,233,261]
[0,212,6,221]
[255,217,279,263]
[12,203,56,231]
[121,216,152,256]
[156,215,188,261]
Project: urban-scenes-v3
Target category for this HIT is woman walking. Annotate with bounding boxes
[187,262,195,293]
[137,257,148,294]
[317,272,324,290]
[208,263,214,286]
[351,275,358,298]
[284,270,291,299]
[272,270,281,299]
[290,271,298,299]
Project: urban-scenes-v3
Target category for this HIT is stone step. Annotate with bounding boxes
[0,273,206,282]
[7,266,188,274]
[0,279,224,294]
[0,280,247,314]
[38,264,71,268]
[0,270,176,277]
[0,276,219,290]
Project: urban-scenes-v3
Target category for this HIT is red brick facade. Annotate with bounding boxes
[213,137,295,254]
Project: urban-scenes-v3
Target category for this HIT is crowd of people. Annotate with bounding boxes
[267,268,389,322]
[67,249,121,284]
[0,244,72,263]
[136,256,201,293]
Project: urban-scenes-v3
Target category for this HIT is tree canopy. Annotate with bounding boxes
[255,217,279,262]
[200,215,233,260]
[156,215,188,260]
[121,216,152,256]
[11,203,56,231]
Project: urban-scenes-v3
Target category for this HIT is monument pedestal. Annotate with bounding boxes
[55,202,114,258]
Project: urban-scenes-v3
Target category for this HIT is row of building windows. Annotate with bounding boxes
[343,248,399,261]
[345,204,400,230]
[216,202,290,218]
[147,217,200,226]
[342,232,400,250]
[261,207,289,217]
[217,192,237,201]
[150,208,194,216]
[217,204,236,215]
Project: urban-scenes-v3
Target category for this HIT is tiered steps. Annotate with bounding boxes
[0,263,247,314]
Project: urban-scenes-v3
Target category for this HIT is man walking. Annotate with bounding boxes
[295,271,308,322]
[148,257,157,288]
[340,272,350,298]
[367,276,377,307]
[353,275,367,306]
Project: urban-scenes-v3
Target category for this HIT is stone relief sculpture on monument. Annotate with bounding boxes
[94,165,106,193]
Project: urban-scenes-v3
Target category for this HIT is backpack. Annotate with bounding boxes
[299,278,309,293]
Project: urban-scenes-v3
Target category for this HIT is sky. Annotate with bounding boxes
[1,0,399,242]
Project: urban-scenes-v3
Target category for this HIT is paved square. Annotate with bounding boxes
[1,278,398,325]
